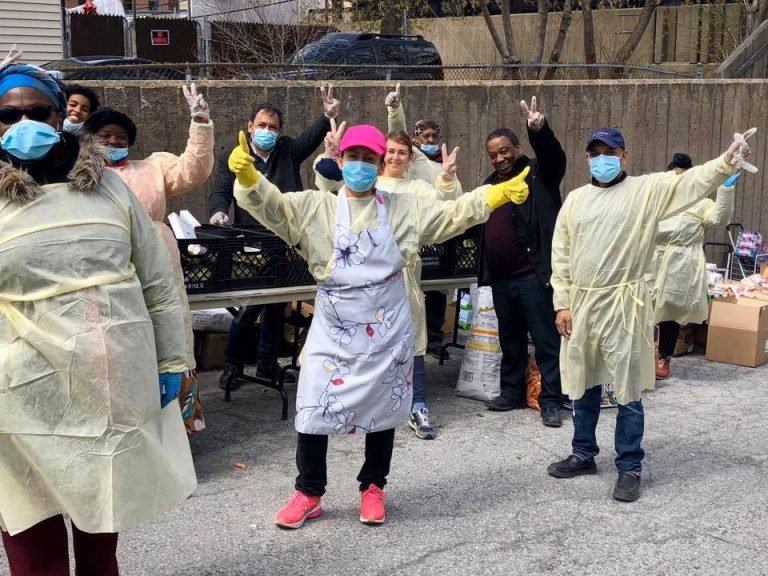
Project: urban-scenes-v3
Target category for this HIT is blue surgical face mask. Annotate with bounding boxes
[342,160,378,193]
[252,129,277,152]
[0,119,60,161]
[420,143,439,156]
[106,147,129,164]
[63,118,84,133]
[590,154,622,184]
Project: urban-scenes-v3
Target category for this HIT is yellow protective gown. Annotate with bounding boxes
[375,175,463,355]
[108,120,215,370]
[654,186,734,324]
[551,156,736,405]
[233,177,492,358]
[0,145,195,536]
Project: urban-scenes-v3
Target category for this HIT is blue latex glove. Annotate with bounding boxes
[724,172,742,187]
[159,373,183,408]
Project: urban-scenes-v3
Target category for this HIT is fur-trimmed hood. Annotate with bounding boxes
[0,133,107,205]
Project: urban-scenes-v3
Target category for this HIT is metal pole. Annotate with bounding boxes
[402,7,407,35]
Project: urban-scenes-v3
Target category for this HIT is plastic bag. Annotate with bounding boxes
[526,355,542,411]
[455,284,501,402]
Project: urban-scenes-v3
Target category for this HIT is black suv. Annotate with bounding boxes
[42,56,187,81]
[280,32,443,80]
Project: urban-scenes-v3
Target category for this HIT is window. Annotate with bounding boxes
[412,45,440,66]
[380,44,407,66]
[345,47,376,65]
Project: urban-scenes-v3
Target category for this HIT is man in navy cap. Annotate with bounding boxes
[547,125,750,502]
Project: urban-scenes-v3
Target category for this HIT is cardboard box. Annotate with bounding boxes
[194,331,228,371]
[693,324,709,355]
[705,298,768,367]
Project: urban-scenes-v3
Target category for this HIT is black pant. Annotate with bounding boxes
[224,303,285,369]
[490,272,563,409]
[425,291,447,346]
[658,321,680,359]
[295,429,396,497]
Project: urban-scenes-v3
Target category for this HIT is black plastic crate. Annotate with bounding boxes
[179,224,315,294]
[419,235,480,280]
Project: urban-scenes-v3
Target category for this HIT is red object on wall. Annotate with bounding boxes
[83,0,97,15]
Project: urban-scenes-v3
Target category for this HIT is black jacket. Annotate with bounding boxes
[208,114,331,225]
[478,120,566,288]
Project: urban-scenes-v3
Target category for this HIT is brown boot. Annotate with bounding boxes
[656,357,670,380]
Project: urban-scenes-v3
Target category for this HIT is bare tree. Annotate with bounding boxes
[477,0,522,78]
[581,0,598,78]
[534,0,550,66]
[745,0,768,34]
[609,0,658,74]
[542,0,574,79]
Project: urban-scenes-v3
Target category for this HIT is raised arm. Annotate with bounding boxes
[654,130,754,220]
[386,84,407,134]
[701,184,735,228]
[291,85,339,163]
[521,96,566,189]
[417,167,530,246]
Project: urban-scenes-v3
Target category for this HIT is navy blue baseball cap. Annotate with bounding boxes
[586,127,625,150]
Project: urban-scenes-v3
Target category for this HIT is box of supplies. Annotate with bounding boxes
[194,331,228,371]
[706,298,768,367]
[673,325,697,357]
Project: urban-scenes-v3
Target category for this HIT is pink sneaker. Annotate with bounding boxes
[359,485,386,525]
[275,491,323,529]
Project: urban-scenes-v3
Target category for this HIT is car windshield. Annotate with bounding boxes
[289,42,345,64]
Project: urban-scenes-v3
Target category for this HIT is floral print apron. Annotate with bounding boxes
[295,190,414,435]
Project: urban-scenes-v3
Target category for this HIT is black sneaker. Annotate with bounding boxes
[547,455,598,478]
[485,396,527,411]
[408,408,436,440]
[218,364,241,390]
[613,472,641,502]
[541,406,562,428]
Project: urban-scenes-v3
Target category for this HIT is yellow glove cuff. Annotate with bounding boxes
[236,165,259,188]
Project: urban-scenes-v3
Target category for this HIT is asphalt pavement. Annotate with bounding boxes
[2,353,767,576]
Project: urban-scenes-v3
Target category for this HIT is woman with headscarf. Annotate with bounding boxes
[654,153,736,379]
[228,124,530,529]
[314,124,462,441]
[0,51,195,575]
[85,91,215,433]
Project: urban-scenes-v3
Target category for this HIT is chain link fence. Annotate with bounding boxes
[45,61,699,82]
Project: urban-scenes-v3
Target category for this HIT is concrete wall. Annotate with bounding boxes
[402,5,744,66]
[92,80,768,244]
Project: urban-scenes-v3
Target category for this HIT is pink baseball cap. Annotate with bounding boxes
[338,124,387,156]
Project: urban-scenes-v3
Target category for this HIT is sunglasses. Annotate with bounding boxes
[0,105,55,125]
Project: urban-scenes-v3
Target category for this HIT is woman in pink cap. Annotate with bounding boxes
[227,124,530,529]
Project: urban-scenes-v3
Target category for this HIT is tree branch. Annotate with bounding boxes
[534,0,550,70]
[543,0,574,79]
[477,0,511,61]
[612,0,658,67]
[580,0,598,78]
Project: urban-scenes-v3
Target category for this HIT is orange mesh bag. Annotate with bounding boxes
[526,355,542,411]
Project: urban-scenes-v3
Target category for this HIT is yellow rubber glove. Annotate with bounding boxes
[228,131,260,188]
[485,166,531,209]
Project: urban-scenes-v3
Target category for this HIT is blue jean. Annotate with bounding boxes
[490,272,562,409]
[412,355,426,407]
[571,385,645,474]
[224,303,283,368]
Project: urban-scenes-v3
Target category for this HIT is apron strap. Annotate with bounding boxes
[335,188,389,229]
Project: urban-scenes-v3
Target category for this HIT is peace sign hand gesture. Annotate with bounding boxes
[324,118,348,157]
[441,144,460,180]
[385,83,401,108]
[521,96,545,132]
[320,84,340,119]
[182,82,210,123]
[0,44,23,70]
